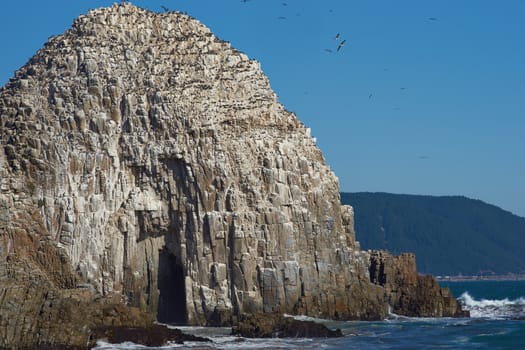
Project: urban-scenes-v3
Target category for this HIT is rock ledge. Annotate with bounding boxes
[232,313,343,338]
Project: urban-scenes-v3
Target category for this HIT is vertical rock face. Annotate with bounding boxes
[0,3,463,347]
[368,250,469,317]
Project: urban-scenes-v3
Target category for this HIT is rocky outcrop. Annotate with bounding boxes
[89,324,211,348]
[368,250,469,317]
[232,313,343,338]
[0,3,465,348]
[0,214,154,348]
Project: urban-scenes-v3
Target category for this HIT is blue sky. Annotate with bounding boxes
[1,1,524,217]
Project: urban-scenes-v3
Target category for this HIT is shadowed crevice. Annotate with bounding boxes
[157,248,187,324]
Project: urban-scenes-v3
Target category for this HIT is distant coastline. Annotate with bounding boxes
[341,192,525,276]
[435,274,525,282]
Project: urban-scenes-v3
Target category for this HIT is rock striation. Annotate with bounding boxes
[0,3,466,348]
[368,250,468,317]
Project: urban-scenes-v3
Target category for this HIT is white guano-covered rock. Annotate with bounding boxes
[0,6,390,346]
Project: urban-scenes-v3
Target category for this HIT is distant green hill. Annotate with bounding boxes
[340,192,525,276]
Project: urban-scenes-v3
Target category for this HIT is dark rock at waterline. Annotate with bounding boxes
[6,325,211,350]
[89,324,211,347]
[232,313,343,338]
[12,346,88,350]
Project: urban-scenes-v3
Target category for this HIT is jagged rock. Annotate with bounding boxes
[232,313,343,338]
[0,3,466,348]
[89,324,211,347]
[368,250,469,317]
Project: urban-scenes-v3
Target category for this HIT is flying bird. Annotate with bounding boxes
[428,17,438,21]
[368,93,373,99]
[335,33,340,40]
[277,16,287,20]
[161,5,170,12]
[337,39,346,51]
[324,48,333,53]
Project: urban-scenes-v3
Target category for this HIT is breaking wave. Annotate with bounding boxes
[458,292,525,319]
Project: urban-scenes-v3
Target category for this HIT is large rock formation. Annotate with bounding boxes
[0,3,465,348]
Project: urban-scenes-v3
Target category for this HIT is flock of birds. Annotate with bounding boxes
[161,1,439,57]
[324,33,346,54]
[237,0,434,128]
[161,1,438,55]
[159,1,436,161]
[239,1,350,54]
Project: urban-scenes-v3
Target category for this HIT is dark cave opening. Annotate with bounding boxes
[157,248,187,324]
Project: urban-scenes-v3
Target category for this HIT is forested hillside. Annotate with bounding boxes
[341,192,525,276]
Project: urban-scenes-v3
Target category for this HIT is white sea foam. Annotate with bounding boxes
[458,292,525,319]
[385,312,411,321]
[93,340,149,349]
[93,337,321,349]
[386,306,453,323]
[91,326,323,350]
[283,313,333,323]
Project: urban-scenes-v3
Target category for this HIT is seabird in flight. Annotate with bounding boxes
[337,39,346,51]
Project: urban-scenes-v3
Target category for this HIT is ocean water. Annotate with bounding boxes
[94,280,525,350]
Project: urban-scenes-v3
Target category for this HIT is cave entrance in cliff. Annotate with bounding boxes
[157,248,187,324]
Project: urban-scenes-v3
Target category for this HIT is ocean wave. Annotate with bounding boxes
[283,313,334,323]
[93,336,321,349]
[458,292,525,319]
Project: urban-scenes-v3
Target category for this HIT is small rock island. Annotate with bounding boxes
[0,4,466,348]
